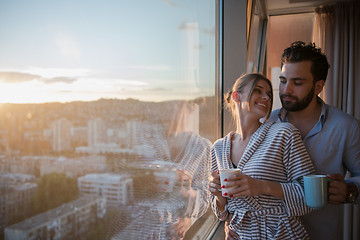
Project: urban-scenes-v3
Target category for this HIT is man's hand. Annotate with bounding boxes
[327,174,347,204]
[224,214,239,240]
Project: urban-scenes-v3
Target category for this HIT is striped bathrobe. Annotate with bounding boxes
[211,121,315,240]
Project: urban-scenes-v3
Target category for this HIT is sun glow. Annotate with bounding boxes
[0,81,72,103]
[0,66,151,103]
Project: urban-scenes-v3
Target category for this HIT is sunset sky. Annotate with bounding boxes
[0,0,215,103]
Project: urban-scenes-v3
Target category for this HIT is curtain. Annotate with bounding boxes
[313,2,360,240]
[313,1,360,120]
[312,6,332,102]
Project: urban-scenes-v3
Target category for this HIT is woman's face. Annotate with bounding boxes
[238,79,272,119]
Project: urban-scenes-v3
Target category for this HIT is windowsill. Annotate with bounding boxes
[208,221,225,240]
[184,209,222,240]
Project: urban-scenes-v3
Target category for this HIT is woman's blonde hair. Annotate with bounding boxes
[224,73,273,121]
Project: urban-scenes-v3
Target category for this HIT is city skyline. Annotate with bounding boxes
[0,0,215,104]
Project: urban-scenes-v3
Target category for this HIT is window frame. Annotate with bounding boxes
[184,0,248,239]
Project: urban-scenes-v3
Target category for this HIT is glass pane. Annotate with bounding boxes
[266,13,314,110]
[0,1,216,239]
[247,1,261,73]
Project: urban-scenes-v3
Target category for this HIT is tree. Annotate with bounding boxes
[31,172,79,215]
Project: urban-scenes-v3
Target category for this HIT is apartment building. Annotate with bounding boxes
[0,175,37,238]
[4,196,106,240]
[78,173,133,208]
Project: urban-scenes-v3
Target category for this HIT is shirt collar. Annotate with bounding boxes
[277,96,327,126]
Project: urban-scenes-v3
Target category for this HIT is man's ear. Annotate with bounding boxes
[315,80,325,95]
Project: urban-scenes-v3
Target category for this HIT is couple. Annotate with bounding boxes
[208,41,360,239]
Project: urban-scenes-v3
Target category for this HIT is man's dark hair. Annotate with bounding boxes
[281,41,330,82]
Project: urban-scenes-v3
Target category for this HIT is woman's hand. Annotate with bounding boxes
[222,173,264,197]
[209,170,228,212]
[208,170,223,198]
[221,173,284,199]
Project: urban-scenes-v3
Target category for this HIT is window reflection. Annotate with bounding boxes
[110,100,213,239]
[0,1,216,239]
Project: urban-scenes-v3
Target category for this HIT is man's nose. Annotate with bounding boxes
[282,82,293,94]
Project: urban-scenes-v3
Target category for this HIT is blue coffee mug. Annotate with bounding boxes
[303,175,328,209]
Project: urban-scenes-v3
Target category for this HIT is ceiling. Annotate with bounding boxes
[266,0,354,15]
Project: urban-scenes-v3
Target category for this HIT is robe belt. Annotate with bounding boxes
[248,206,286,217]
[230,206,286,232]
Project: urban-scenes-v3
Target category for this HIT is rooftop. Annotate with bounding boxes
[6,196,102,231]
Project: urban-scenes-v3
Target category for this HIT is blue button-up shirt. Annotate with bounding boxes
[269,97,360,240]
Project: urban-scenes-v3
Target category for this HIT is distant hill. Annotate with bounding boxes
[0,96,216,141]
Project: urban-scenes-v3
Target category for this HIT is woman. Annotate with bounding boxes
[208,73,315,239]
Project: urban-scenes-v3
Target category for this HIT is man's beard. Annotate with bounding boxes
[280,85,315,112]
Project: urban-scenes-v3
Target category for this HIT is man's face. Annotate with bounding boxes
[279,61,316,112]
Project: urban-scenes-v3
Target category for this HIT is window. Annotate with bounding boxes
[247,0,267,74]
[0,1,217,239]
[266,13,314,109]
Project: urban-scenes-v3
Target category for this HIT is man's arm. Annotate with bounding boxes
[345,182,359,203]
[224,214,239,240]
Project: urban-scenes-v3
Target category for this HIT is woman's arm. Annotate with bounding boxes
[222,125,316,216]
[209,142,230,220]
[280,126,316,216]
[209,171,228,213]
[220,174,284,199]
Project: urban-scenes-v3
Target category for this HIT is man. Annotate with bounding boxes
[226,41,360,239]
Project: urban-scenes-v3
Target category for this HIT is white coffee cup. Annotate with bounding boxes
[219,169,241,197]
